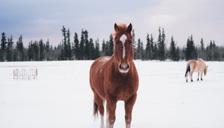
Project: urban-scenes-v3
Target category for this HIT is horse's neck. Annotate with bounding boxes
[109,56,119,72]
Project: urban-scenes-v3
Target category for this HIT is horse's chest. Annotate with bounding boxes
[116,87,133,100]
[108,81,135,100]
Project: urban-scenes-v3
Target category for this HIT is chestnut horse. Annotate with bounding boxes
[89,23,139,128]
[185,58,208,82]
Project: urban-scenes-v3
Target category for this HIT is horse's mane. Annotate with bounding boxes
[197,58,205,62]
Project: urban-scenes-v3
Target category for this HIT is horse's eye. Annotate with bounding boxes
[128,41,132,44]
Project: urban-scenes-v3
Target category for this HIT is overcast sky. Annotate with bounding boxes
[0,0,224,46]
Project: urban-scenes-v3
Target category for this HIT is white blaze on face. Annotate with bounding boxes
[120,34,127,59]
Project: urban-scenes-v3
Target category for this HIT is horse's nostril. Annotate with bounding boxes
[119,64,123,69]
[119,64,129,70]
[127,64,130,69]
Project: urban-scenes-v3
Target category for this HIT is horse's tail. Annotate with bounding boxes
[185,63,191,77]
[93,102,98,117]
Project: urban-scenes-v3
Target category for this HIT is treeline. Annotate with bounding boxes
[135,29,224,61]
[0,26,224,62]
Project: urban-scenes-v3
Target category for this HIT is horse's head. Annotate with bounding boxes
[113,23,134,74]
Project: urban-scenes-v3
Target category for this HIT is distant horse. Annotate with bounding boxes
[89,23,139,128]
[185,58,208,82]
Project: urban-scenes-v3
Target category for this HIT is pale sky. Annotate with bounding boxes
[0,0,224,47]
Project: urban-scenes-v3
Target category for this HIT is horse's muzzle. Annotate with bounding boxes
[118,63,130,73]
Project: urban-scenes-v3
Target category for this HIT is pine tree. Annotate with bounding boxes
[0,32,7,61]
[206,41,220,60]
[6,36,14,61]
[145,34,151,60]
[16,35,24,61]
[149,34,157,60]
[175,47,180,61]
[158,28,166,60]
[105,34,113,56]
[33,41,39,61]
[88,38,95,59]
[185,38,191,60]
[102,40,106,56]
[79,30,85,59]
[200,38,204,51]
[185,35,197,60]
[60,26,67,60]
[169,36,177,61]
[1,32,7,51]
[45,40,50,60]
[28,41,39,61]
[73,32,80,59]
[136,39,144,59]
[93,40,100,59]
[66,29,72,60]
[60,27,65,60]
[83,30,89,59]
[39,39,45,60]
[198,38,205,59]
[165,35,181,61]
[213,41,221,60]
[207,41,212,60]
[28,42,33,60]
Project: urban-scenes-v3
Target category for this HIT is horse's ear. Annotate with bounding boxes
[114,23,119,32]
[126,23,132,33]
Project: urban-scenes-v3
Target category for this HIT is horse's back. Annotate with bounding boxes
[197,58,206,70]
[90,56,111,75]
[197,58,206,66]
[187,58,206,72]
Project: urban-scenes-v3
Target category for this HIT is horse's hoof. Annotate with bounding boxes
[191,80,193,82]
[201,78,203,81]
[197,78,199,81]
[186,80,188,83]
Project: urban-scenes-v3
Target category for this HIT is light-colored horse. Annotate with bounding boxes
[185,58,208,82]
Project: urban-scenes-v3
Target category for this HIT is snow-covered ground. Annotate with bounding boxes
[0,61,224,128]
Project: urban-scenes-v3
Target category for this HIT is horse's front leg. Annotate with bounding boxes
[200,72,203,81]
[125,94,137,128]
[197,72,200,81]
[106,97,117,128]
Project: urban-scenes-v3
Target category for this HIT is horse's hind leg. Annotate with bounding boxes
[197,72,200,81]
[125,94,137,128]
[186,73,189,82]
[190,71,194,82]
[94,94,105,128]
